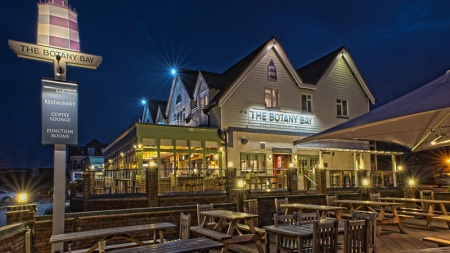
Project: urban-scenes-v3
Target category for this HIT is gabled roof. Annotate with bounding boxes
[178,69,199,98]
[297,47,345,85]
[200,70,223,89]
[166,69,199,116]
[204,37,305,111]
[148,99,167,123]
[297,47,376,104]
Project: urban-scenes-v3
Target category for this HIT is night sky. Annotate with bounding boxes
[1,0,450,169]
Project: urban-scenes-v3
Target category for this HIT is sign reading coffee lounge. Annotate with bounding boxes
[249,108,313,129]
[42,79,78,145]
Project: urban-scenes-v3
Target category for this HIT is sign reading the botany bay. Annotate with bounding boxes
[8,40,102,68]
[42,79,78,145]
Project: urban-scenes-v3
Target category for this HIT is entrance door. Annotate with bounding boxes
[298,155,319,190]
[272,155,290,189]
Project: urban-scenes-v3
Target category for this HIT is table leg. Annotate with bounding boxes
[391,206,406,234]
[159,229,164,243]
[265,231,271,253]
[335,210,343,221]
[247,219,264,253]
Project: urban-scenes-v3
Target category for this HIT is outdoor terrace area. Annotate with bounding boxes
[207,218,450,252]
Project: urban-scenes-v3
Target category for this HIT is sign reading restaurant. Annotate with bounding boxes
[42,79,78,145]
[248,108,313,130]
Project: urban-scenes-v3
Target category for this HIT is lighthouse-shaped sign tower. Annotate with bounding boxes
[8,1,102,252]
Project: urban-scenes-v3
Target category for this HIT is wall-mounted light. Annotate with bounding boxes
[408,178,416,186]
[268,154,272,160]
[237,180,244,189]
[362,178,370,186]
[228,161,233,168]
[397,165,403,172]
[289,163,293,168]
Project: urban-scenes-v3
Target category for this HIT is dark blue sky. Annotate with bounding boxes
[1,0,450,168]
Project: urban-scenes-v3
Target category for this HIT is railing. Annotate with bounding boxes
[159,167,226,193]
[83,169,146,195]
[82,167,290,195]
[238,173,288,190]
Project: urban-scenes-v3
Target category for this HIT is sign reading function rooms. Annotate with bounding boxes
[42,79,78,145]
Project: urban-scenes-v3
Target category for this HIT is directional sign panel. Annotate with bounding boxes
[42,79,78,145]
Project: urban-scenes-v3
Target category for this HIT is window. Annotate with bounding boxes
[265,88,279,108]
[88,147,95,155]
[200,94,208,109]
[301,94,312,112]
[176,94,182,104]
[240,153,266,173]
[267,59,277,81]
[336,99,348,117]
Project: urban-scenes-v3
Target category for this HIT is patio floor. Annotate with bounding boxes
[209,218,450,253]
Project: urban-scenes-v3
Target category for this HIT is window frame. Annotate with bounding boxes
[265,88,279,108]
[336,99,349,117]
[301,94,312,113]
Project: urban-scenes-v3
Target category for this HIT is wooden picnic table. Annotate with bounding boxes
[263,220,344,253]
[49,222,176,253]
[108,238,224,253]
[280,203,347,221]
[191,209,264,253]
[381,197,450,230]
[334,199,405,235]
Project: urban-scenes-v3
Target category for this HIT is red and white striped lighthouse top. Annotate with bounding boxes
[37,0,80,52]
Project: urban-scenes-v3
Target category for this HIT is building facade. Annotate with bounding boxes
[103,37,402,190]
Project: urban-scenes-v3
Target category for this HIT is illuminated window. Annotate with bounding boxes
[267,59,277,81]
[336,99,348,117]
[301,94,312,112]
[240,153,266,173]
[265,88,279,108]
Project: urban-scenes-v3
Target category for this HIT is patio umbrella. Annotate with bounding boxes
[294,70,450,152]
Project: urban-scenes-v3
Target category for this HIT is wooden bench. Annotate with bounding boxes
[190,226,232,241]
[49,222,176,253]
[108,237,224,253]
[423,237,450,247]
[235,223,266,239]
[432,215,450,229]
[397,211,436,230]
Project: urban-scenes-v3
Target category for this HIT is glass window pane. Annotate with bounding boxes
[176,140,188,149]
[160,139,173,149]
[190,140,202,150]
[142,138,156,148]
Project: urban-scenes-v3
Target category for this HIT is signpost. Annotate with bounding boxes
[9,38,101,253]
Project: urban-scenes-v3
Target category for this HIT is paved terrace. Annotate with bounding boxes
[208,218,450,253]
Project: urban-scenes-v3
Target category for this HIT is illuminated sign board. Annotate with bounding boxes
[248,108,313,130]
[42,79,78,145]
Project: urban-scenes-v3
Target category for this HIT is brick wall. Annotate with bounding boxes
[34,203,236,253]
[0,223,30,253]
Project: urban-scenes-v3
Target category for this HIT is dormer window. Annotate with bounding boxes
[267,59,277,81]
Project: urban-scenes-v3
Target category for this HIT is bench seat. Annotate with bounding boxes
[432,215,450,229]
[423,237,450,247]
[191,226,232,241]
[109,238,224,253]
[398,211,436,230]
[235,224,266,238]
